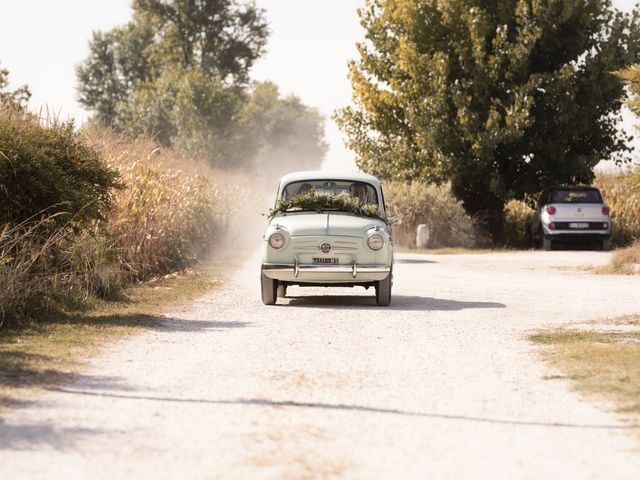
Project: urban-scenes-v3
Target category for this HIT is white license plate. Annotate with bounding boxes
[569,223,589,229]
[312,257,339,264]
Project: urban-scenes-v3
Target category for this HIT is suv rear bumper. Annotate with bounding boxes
[544,232,611,242]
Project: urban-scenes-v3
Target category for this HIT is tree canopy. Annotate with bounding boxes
[336,0,640,239]
[76,0,326,173]
[77,0,268,127]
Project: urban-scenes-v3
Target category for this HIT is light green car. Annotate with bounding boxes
[261,171,394,306]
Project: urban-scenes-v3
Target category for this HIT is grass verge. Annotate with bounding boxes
[596,241,640,275]
[530,316,640,421]
[0,259,234,411]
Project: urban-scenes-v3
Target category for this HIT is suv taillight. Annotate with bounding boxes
[546,205,556,215]
[602,206,610,216]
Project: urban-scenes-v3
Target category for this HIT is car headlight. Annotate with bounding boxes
[268,232,286,249]
[368,234,384,250]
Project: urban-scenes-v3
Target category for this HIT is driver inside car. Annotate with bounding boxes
[350,182,369,205]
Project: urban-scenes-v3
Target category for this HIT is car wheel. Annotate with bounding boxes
[277,284,287,298]
[375,273,392,306]
[601,239,611,251]
[542,236,553,251]
[261,272,278,305]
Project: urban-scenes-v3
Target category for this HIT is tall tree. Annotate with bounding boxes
[76,0,268,129]
[336,0,640,241]
[243,82,329,177]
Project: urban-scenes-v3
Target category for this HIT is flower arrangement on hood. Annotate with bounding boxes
[267,191,386,223]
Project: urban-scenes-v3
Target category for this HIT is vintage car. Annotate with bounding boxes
[261,171,394,306]
[527,185,612,251]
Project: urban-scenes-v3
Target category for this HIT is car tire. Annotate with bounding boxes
[542,236,553,251]
[277,284,287,298]
[375,273,392,306]
[261,272,278,305]
[601,239,611,251]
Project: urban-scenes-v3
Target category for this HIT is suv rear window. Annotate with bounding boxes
[551,189,602,204]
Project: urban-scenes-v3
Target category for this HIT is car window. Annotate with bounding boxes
[282,180,380,207]
[551,189,602,204]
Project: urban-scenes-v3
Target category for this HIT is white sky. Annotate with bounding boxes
[0,0,637,171]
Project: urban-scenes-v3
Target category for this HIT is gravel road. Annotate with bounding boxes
[1,250,640,479]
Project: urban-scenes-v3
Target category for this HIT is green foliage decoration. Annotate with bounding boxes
[267,191,385,223]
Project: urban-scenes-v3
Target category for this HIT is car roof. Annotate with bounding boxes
[278,171,382,188]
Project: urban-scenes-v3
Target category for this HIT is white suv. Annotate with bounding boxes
[527,186,612,251]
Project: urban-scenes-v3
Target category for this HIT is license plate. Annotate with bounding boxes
[312,257,339,264]
[569,223,589,229]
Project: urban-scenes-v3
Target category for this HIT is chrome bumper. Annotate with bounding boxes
[262,256,391,279]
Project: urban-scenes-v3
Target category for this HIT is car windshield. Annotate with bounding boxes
[281,180,379,207]
[551,189,602,204]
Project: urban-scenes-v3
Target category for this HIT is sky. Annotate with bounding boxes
[0,0,638,171]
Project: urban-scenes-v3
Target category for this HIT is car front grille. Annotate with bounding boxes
[291,237,360,253]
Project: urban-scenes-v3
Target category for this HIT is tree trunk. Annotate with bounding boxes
[486,205,506,246]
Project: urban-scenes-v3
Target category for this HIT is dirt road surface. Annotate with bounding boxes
[1,250,640,479]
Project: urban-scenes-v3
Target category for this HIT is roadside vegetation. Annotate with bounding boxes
[0,262,232,409]
[384,182,475,248]
[337,0,640,244]
[1,1,328,328]
[385,168,640,251]
[0,105,242,329]
[530,316,640,421]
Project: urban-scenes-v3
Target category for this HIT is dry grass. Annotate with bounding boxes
[384,181,475,248]
[503,199,535,247]
[530,317,640,419]
[595,170,640,246]
[597,241,640,275]
[0,259,235,410]
[88,128,249,279]
[1,127,251,327]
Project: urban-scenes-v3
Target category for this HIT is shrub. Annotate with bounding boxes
[0,106,119,226]
[384,181,475,248]
[504,200,535,248]
[595,171,640,246]
[1,125,244,327]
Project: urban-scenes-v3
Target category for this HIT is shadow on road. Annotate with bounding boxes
[0,422,105,451]
[395,258,438,264]
[59,314,252,334]
[39,387,639,432]
[284,295,506,311]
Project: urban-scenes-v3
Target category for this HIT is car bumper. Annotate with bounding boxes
[544,232,611,242]
[262,258,391,283]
